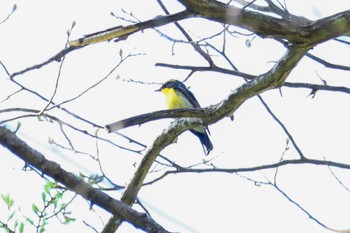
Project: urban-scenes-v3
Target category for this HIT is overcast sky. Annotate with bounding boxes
[1,1,349,233]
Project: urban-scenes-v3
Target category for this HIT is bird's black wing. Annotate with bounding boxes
[177,82,211,135]
[176,82,201,108]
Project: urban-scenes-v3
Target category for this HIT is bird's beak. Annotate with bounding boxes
[155,88,161,92]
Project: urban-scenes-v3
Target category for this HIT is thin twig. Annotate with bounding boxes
[39,56,66,115]
[268,181,339,232]
[324,157,350,192]
[0,4,17,25]
[306,53,350,71]
[257,95,306,160]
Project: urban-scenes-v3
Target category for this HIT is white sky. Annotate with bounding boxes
[0,0,350,233]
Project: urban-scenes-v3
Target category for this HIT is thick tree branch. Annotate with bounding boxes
[208,45,309,123]
[177,0,350,44]
[102,118,203,233]
[0,126,169,233]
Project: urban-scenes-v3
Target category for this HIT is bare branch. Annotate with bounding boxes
[0,108,141,154]
[0,4,17,25]
[269,181,341,232]
[155,63,350,95]
[156,0,215,66]
[146,158,350,179]
[306,53,350,71]
[324,157,350,192]
[0,60,11,77]
[39,55,66,115]
[69,11,192,47]
[233,0,271,12]
[257,95,306,160]
[10,46,79,79]
[283,82,350,95]
[155,63,256,79]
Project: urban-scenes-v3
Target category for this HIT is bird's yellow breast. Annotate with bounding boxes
[161,88,189,109]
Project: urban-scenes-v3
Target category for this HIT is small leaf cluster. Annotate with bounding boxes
[1,181,76,233]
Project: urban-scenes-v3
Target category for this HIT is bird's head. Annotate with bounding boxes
[155,79,182,92]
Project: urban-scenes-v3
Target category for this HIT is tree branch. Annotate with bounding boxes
[69,10,192,47]
[147,158,350,177]
[10,46,79,79]
[306,53,350,71]
[0,126,170,233]
[257,95,306,160]
[155,63,350,94]
[102,118,204,233]
[284,82,350,95]
[105,108,204,132]
[177,0,350,44]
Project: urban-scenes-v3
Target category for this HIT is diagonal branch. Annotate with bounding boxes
[10,46,78,79]
[69,10,192,47]
[102,118,204,233]
[0,126,169,233]
[257,95,306,160]
[156,0,214,65]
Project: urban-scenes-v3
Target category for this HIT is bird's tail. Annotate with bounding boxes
[190,129,213,155]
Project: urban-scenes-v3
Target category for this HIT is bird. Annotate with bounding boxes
[156,79,213,155]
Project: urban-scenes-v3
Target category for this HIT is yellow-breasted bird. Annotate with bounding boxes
[156,79,213,155]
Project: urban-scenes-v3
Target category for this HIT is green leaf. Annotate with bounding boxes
[44,181,55,194]
[64,216,76,224]
[55,191,63,200]
[32,203,39,214]
[19,222,24,233]
[8,211,16,221]
[25,217,34,226]
[39,226,46,233]
[1,193,14,209]
[41,192,46,203]
[51,197,58,208]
